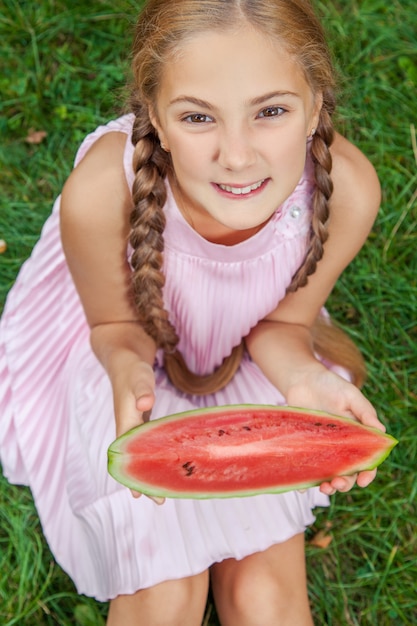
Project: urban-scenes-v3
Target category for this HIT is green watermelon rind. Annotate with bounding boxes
[107,404,398,499]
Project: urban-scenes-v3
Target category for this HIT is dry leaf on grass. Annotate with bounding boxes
[309,529,333,549]
[25,129,47,144]
[309,522,333,549]
[0,240,7,254]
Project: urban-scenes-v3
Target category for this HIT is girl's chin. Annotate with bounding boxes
[214,215,272,234]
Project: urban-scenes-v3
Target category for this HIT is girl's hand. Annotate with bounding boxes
[113,361,156,438]
[286,367,385,496]
[111,360,165,504]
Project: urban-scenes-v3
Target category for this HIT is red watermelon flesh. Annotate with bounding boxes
[107,405,398,499]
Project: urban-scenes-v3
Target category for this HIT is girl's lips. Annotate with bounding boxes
[213,178,269,198]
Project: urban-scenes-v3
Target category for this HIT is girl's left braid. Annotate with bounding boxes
[287,90,336,292]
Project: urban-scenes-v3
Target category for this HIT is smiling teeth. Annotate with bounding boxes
[219,180,264,195]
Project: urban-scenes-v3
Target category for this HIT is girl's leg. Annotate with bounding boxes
[210,533,314,626]
[106,570,209,626]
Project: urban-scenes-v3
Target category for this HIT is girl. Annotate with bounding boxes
[0,0,384,624]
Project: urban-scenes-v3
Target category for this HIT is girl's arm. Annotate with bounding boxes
[246,133,383,495]
[60,131,156,439]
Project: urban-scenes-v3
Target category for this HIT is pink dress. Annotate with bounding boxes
[0,114,341,601]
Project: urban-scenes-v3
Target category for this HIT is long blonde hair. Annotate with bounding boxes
[128,0,366,394]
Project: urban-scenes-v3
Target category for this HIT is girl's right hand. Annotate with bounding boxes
[60,132,163,502]
[111,360,165,504]
[113,360,155,438]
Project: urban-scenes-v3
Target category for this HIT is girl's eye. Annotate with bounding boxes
[183,113,213,124]
[258,106,286,118]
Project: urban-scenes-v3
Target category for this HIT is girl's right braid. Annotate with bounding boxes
[129,104,179,354]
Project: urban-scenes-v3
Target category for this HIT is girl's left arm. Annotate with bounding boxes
[245,133,383,495]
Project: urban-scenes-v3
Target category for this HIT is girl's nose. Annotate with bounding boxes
[217,127,256,171]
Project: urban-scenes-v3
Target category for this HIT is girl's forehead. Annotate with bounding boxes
[157,26,313,107]
[169,24,294,69]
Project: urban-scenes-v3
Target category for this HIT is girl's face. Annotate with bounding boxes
[151,25,322,234]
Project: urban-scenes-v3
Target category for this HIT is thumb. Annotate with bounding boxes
[346,389,385,432]
[136,391,155,421]
[115,388,155,438]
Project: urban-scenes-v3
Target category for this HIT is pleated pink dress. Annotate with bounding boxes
[0,114,343,601]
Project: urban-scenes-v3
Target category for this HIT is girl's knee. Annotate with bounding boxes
[220,558,291,614]
[154,575,206,619]
[211,536,313,625]
[107,571,209,626]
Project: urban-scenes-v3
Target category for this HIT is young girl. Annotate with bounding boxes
[0,0,385,624]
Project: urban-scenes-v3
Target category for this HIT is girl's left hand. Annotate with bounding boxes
[286,367,386,495]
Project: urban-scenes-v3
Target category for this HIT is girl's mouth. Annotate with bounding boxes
[214,179,268,197]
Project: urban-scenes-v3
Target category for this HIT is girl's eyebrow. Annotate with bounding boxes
[168,91,301,109]
[169,95,215,109]
[250,91,301,105]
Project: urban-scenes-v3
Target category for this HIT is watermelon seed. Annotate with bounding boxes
[218,429,227,436]
[242,426,252,431]
[181,461,196,476]
[314,422,322,427]
[326,423,338,429]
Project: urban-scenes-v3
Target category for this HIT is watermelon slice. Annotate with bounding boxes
[107,405,398,499]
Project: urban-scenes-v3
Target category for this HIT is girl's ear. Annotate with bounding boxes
[309,91,324,137]
[148,106,170,151]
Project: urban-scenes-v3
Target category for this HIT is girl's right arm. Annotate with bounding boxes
[60,131,157,438]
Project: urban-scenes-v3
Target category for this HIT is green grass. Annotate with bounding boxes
[0,0,416,624]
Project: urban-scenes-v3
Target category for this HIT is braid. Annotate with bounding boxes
[284,91,366,386]
[129,101,244,395]
[129,102,178,353]
[164,342,245,396]
[287,93,335,292]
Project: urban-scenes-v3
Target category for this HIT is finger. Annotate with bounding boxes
[115,390,155,438]
[356,468,377,488]
[147,495,165,505]
[319,482,336,496]
[134,364,155,403]
[116,405,144,438]
[136,392,155,414]
[360,412,386,432]
[330,475,357,493]
[347,391,385,432]
[129,490,165,504]
[320,474,356,495]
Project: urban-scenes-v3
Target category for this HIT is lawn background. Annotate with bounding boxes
[0,0,416,624]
